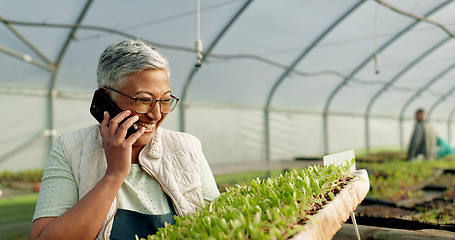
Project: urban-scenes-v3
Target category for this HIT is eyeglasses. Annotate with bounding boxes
[105,87,179,114]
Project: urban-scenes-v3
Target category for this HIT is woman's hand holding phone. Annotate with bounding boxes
[90,89,139,139]
[99,110,145,179]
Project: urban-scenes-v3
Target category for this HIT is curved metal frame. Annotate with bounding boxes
[263,0,365,162]
[322,0,451,154]
[428,85,455,118]
[47,0,94,147]
[0,0,94,164]
[399,61,455,150]
[0,14,54,71]
[178,0,253,132]
[365,36,451,151]
[448,107,455,145]
[1,1,455,165]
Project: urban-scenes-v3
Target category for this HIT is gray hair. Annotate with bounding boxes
[96,39,170,98]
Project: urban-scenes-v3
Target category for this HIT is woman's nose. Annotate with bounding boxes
[146,103,162,120]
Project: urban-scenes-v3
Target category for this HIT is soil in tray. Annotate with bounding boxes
[357,166,455,225]
[345,215,455,232]
[352,198,455,232]
[355,187,455,231]
[356,204,415,219]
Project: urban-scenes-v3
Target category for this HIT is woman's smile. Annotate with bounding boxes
[135,121,156,133]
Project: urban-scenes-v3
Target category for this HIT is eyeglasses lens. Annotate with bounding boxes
[135,98,177,113]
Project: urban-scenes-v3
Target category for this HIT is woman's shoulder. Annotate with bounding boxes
[158,128,201,148]
[159,127,198,139]
[59,125,101,150]
[60,125,99,139]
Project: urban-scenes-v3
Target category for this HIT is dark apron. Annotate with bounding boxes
[110,196,176,240]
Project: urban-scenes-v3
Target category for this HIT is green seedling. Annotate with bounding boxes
[140,162,354,240]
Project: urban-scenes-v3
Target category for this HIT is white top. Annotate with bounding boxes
[33,137,220,221]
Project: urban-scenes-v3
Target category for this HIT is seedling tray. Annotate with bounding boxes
[292,169,369,240]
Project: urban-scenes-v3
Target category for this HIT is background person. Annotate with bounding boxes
[437,136,455,158]
[407,109,437,161]
[30,39,220,240]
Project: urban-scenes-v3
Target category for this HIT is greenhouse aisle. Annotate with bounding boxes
[334,223,455,240]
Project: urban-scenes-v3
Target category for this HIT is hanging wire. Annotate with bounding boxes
[374,3,380,74]
[2,0,455,93]
[375,0,455,38]
[195,0,203,70]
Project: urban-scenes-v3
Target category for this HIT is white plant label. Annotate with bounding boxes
[323,149,356,172]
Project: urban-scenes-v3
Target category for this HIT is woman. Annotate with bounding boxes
[30,39,220,239]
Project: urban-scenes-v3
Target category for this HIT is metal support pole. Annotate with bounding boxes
[179,0,253,132]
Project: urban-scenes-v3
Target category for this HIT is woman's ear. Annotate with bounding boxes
[98,87,109,95]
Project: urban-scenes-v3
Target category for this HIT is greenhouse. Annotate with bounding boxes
[1,0,455,239]
[1,0,455,171]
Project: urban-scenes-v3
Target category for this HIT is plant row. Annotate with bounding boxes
[358,157,455,224]
[0,169,44,183]
[143,161,354,240]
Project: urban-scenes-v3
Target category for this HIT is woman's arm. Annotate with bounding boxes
[30,174,124,239]
[198,143,221,203]
[30,111,145,240]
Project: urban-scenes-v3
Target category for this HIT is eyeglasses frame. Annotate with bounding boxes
[104,87,179,114]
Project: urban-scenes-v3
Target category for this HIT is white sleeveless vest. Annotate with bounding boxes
[60,125,204,239]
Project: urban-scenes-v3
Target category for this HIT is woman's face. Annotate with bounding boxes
[114,69,171,147]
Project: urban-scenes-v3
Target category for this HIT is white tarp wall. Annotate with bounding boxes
[1,0,455,171]
[0,98,421,171]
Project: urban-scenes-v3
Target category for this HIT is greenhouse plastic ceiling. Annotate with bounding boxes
[1,0,455,170]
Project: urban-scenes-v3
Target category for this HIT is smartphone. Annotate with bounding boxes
[90,89,138,138]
